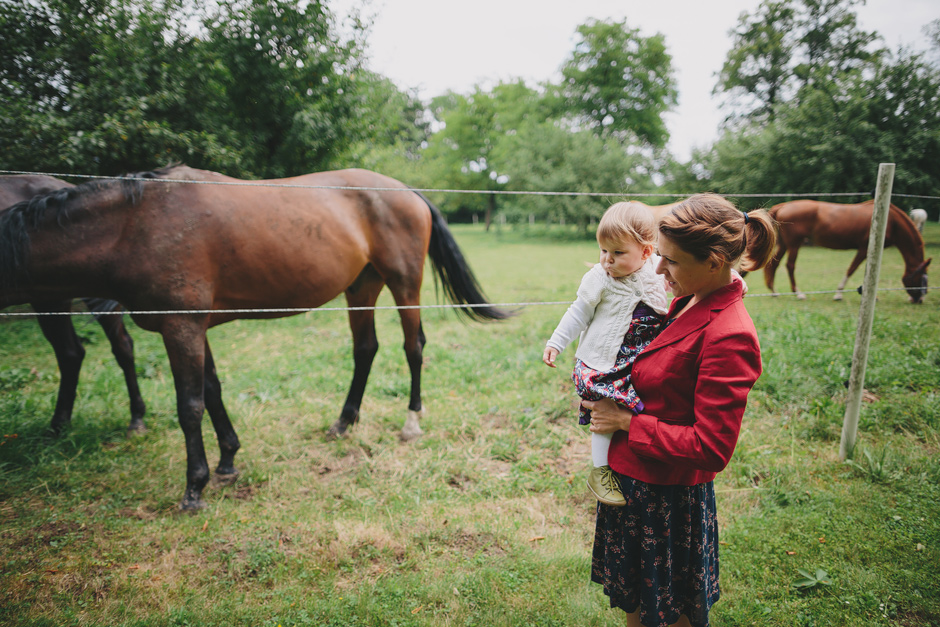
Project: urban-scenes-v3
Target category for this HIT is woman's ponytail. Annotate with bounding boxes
[660,194,777,272]
[739,209,776,272]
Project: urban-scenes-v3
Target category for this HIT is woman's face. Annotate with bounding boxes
[597,236,652,279]
[655,235,716,299]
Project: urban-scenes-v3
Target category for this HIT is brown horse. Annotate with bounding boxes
[0,175,146,435]
[0,165,508,510]
[765,199,930,302]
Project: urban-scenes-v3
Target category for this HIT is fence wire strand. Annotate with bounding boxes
[0,169,885,199]
[0,286,935,318]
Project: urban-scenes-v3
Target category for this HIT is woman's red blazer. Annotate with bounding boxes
[608,280,762,486]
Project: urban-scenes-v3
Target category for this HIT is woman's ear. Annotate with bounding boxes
[707,254,725,273]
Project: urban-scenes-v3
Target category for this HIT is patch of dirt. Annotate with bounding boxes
[543,433,589,479]
[313,448,370,482]
[117,505,159,521]
[446,530,506,557]
[222,482,266,501]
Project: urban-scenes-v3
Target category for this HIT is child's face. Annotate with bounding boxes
[597,236,652,279]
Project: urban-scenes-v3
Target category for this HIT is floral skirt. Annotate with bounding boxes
[592,472,720,627]
[573,307,664,425]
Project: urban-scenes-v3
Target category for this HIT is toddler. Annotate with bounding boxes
[543,202,668,506]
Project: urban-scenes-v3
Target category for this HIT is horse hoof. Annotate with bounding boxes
[400,409,425,442]
[213,470,239,487]
[126,424,148,437]
[326,422,349,440]
[178,498,208,512]
[833,293,843,301]
[797,293,807,300]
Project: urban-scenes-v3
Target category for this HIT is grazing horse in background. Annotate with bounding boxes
[765,199,931,303]
[0,175,146,435]
[0,165,509,510]
[911,208,928,233]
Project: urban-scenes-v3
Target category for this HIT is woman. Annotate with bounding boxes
[582,193,777,627]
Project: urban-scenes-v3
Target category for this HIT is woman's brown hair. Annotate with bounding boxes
[659,193,777,272]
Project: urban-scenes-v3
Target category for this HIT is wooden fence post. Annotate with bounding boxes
[839,163,895,460]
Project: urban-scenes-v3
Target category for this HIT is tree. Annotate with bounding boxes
[715,0,882,122]
[197,0,364,177]
[496,121,655,230]
[559,19,677,147]
[421,81,557,228]
[715,0,797,121]
[794,0,881,92]
[0,0,372,178]
[707,48,940,209]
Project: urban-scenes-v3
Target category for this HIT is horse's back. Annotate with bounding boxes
[132,166,433,316]
[170,166,427,226]
[772,200,875,249]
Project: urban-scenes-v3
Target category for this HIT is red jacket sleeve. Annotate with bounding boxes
[627,325,762,473]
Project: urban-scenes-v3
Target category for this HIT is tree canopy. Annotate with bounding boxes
[706,0,940,209]
[0,0,366,177]
[2,1,937,222]
[560,19,677,147]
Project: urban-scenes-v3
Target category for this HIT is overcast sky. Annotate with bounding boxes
[333,0,938,161]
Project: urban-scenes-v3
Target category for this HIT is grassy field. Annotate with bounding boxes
[1,220,938,627]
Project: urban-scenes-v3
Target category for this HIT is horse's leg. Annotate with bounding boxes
[327,267,384,439]
[161,317,211,511]
[784,244,806,300]
[763,239,787,295]
[203,340,240,483]
[366,217,430,440]
[95,313,147,435]
[834,248,868,301]
[386,279,427,441]
[34,301,84,435]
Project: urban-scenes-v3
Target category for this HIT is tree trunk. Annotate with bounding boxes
[484,193,495,232]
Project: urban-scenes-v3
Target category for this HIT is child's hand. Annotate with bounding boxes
[542,346,559,368]
[730,267,749,295]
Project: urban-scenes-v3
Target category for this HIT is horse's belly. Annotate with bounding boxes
[813,227,868,249]
[213,261,363,310]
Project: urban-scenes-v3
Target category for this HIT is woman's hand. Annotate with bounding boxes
[582,398,632,434]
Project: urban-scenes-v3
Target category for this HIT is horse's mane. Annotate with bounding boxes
[0,164,181,289]
[887,202,926,257]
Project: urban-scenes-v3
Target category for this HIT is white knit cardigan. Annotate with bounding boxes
[546,258,668,372]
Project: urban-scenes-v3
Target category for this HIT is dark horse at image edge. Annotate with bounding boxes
[0,175,146,435]
[0,165,510,510]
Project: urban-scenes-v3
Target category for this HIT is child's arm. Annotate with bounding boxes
[543,266,605,366]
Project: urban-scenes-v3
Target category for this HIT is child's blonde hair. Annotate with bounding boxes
[596,202,657,247]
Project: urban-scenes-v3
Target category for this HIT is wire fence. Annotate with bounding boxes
[3,168,927,200]
[0,286,935,319]
[0,167,935,320]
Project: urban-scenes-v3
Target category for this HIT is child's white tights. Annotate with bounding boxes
[591,431,613,468]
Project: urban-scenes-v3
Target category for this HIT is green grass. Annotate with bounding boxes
[0,221,938,626]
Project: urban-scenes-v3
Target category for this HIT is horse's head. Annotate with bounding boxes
[903,258,931,304]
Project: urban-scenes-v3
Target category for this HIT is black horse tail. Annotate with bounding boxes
[416,191,513,322]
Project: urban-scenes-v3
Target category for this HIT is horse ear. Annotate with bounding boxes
[924,258,932,271]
